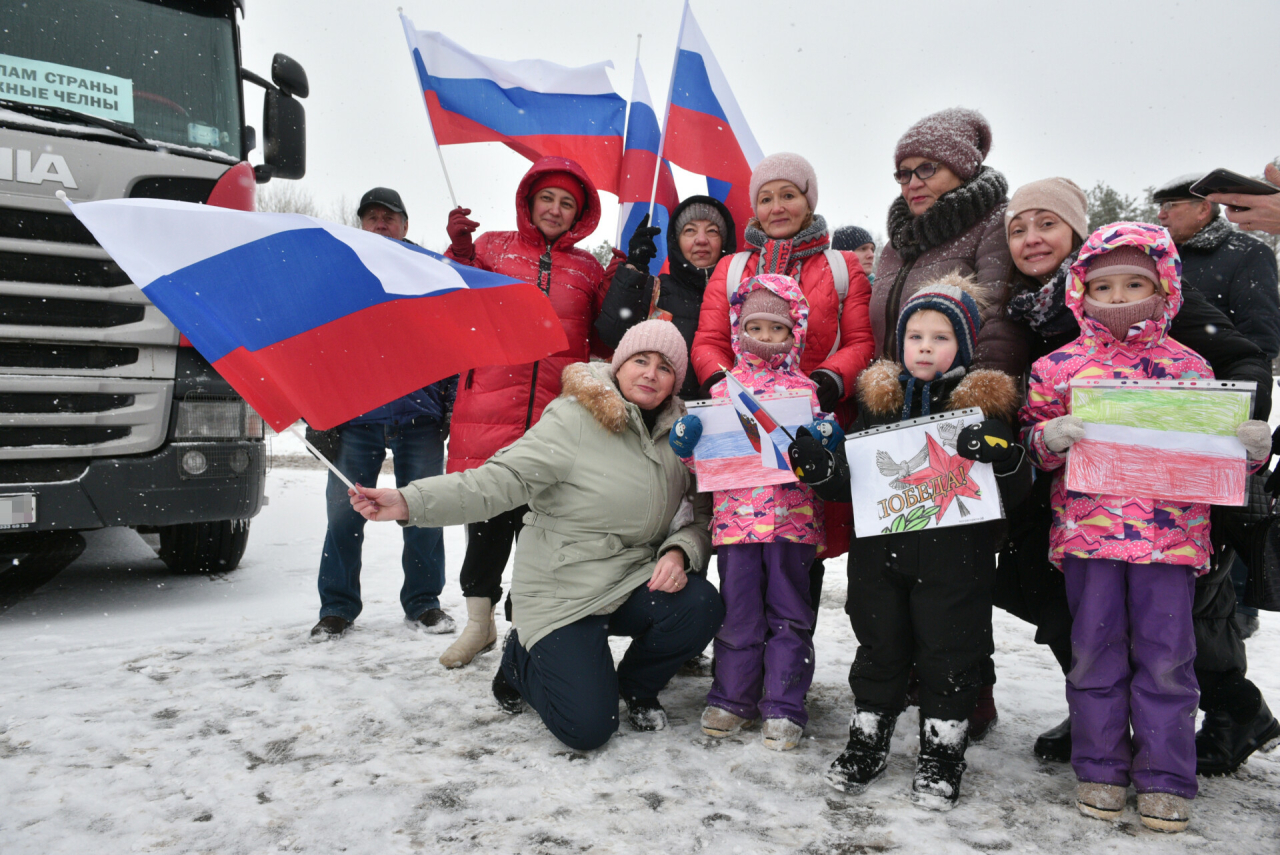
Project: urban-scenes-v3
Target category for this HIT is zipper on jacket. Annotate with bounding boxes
[525,242,554,431]
[464,369,475,390]
[525,361,540,430]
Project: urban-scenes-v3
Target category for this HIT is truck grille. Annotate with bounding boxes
[0,294,146,328]
[0,207,97,245]
[0,342,139,370]
[0,249,131,287]
[0,376,171,460]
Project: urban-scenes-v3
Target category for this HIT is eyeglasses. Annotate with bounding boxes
[894,162,941,185]
[1158,199,1200,214]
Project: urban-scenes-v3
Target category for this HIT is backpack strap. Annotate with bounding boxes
[823,249,849,358]
[725,251,752,305]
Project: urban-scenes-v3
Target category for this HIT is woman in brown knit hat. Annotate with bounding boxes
[873,108,1023,379]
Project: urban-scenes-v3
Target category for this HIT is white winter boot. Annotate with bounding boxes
[439,597,497,668]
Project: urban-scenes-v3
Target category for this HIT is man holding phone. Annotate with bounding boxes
[1154,174,1280,361]
[1205,163,1280,235]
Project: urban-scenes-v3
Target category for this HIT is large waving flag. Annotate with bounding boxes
[401,14,626,196]
[661,1,763,243]
[617,59,679,273]
[65,198,569,432]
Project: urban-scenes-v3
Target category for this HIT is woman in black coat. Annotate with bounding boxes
[595,196,736,400]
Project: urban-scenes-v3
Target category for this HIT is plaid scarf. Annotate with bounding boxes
[1006,250,1079,338]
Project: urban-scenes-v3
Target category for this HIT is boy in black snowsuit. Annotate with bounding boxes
[788,274,1030,810]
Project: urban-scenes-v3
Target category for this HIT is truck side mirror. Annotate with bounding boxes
[262,90,305,180]
[271,53,309,99]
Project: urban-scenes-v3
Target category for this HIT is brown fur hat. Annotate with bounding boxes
[856,359,1018,424]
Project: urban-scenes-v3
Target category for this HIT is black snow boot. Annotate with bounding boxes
[623,696,668,732]
[1034,715,1072,762]
[491,666,524,715]
[825,708,897,794]
[911,718,969,811]
[1196,701,1280,776]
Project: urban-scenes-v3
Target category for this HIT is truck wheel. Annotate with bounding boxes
[157,519,250,574]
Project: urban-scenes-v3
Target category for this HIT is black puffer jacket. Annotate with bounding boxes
[1178,216,1280,361]
[595,196,736,399]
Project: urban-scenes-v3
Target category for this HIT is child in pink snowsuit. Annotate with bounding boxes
[1019,222,1272,833]
[668,273,825,751]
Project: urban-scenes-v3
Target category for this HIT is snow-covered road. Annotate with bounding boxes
[2,467,1277,854]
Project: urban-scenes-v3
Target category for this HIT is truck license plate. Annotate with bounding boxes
[0,494,36,529]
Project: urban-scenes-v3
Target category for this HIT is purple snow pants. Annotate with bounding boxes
[1062,556,1199,799]
[707,542,817,726]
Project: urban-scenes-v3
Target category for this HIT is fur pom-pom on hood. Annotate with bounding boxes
[559,362,684,435]
[856,359,1018,424]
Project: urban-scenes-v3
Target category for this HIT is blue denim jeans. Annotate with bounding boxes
[317,420,445,621]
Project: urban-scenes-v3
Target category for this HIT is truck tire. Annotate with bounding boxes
[157,519,250,574]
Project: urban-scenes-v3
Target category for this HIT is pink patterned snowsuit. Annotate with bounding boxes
[698,273,824,727]
[1019,222,1216,799]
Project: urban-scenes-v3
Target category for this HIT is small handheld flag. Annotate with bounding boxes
[723,371,795,471]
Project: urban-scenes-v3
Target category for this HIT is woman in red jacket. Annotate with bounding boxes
[440,156,610,668]
[691,152,875,558]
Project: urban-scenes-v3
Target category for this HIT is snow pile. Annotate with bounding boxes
[1,468,1277,854]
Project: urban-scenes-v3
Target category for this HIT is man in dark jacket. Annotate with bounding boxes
[310,188,458,640]
[1155,174,1280,360]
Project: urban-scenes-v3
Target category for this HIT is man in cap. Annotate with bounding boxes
[310,188,458,640]
[1154,174,1280,360]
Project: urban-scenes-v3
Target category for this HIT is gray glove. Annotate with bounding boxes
[1042,415,1085,453]
[1236,419,1272,461]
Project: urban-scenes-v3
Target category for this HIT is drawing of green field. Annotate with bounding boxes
[1071,387,1251,435]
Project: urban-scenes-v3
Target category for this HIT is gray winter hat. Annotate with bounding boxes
[674,201,727,237]
[832,225,875,251]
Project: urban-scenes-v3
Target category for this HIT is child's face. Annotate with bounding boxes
[1086,273,1158,304]
[903,309,958,380]
[743,318,792,343]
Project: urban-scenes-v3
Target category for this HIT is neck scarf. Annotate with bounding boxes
[744,214,831,275]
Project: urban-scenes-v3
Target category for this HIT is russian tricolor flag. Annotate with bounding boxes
[661,2,763,243]
[65,198,570,432]
[401,15,626,196]
[616,59,680,273]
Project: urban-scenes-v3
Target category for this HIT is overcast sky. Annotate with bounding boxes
[239,0,1280,251]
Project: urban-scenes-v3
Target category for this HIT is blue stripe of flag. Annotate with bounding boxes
[670,50,728,122]
[413,50,624,138]
[623,100,662,154]
[144,229,519,363]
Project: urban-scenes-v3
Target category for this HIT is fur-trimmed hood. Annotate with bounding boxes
[559,361,685,436]
[856,358,1019,423]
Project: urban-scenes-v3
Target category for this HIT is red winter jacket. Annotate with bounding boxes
[444,157,608,472]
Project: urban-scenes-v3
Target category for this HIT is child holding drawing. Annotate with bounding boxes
[787,272,1028,810]
[1017,222,1271,833]
[667,273,825,751]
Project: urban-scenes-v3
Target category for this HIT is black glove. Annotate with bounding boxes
[787,426,836,485]
[625,214,661,272]
[957,419,1023,474]
[1266,464,1280,499]
[305,425,342,461]
[698,371,726,400]
[814,372,842,412]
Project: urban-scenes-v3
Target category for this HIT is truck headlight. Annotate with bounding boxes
[244,406,265,439]
[175,400,243,438]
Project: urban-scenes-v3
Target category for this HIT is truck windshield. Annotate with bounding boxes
[0,0,241,159]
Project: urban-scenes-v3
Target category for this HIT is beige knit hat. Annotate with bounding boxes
[610,319,688,391]
[749,153,818,212]
[1006,177,1089,240]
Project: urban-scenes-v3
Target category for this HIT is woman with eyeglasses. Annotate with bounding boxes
[872,108,1023,378]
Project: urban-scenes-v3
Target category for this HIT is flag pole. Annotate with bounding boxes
[399,9,458,208]
[288,425,360,493]
[648,0,689,222]
[720,365,797,442]
[616,33,643,248]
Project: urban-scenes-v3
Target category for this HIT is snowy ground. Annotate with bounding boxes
[2,466,1278,855]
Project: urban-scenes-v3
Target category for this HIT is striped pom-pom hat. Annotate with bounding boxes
[895,274,983,369]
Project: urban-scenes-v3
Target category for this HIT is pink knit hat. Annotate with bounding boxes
[610,319,688,392]
[1085,244,1161,287]
[749,153,818,212]
[894,108,993,180]
[739,287,794,330]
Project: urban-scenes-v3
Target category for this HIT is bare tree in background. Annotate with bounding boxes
[590,240,615,268]
[256,184,359,228]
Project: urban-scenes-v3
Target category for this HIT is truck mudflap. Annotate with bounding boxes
[0,440,265,532]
